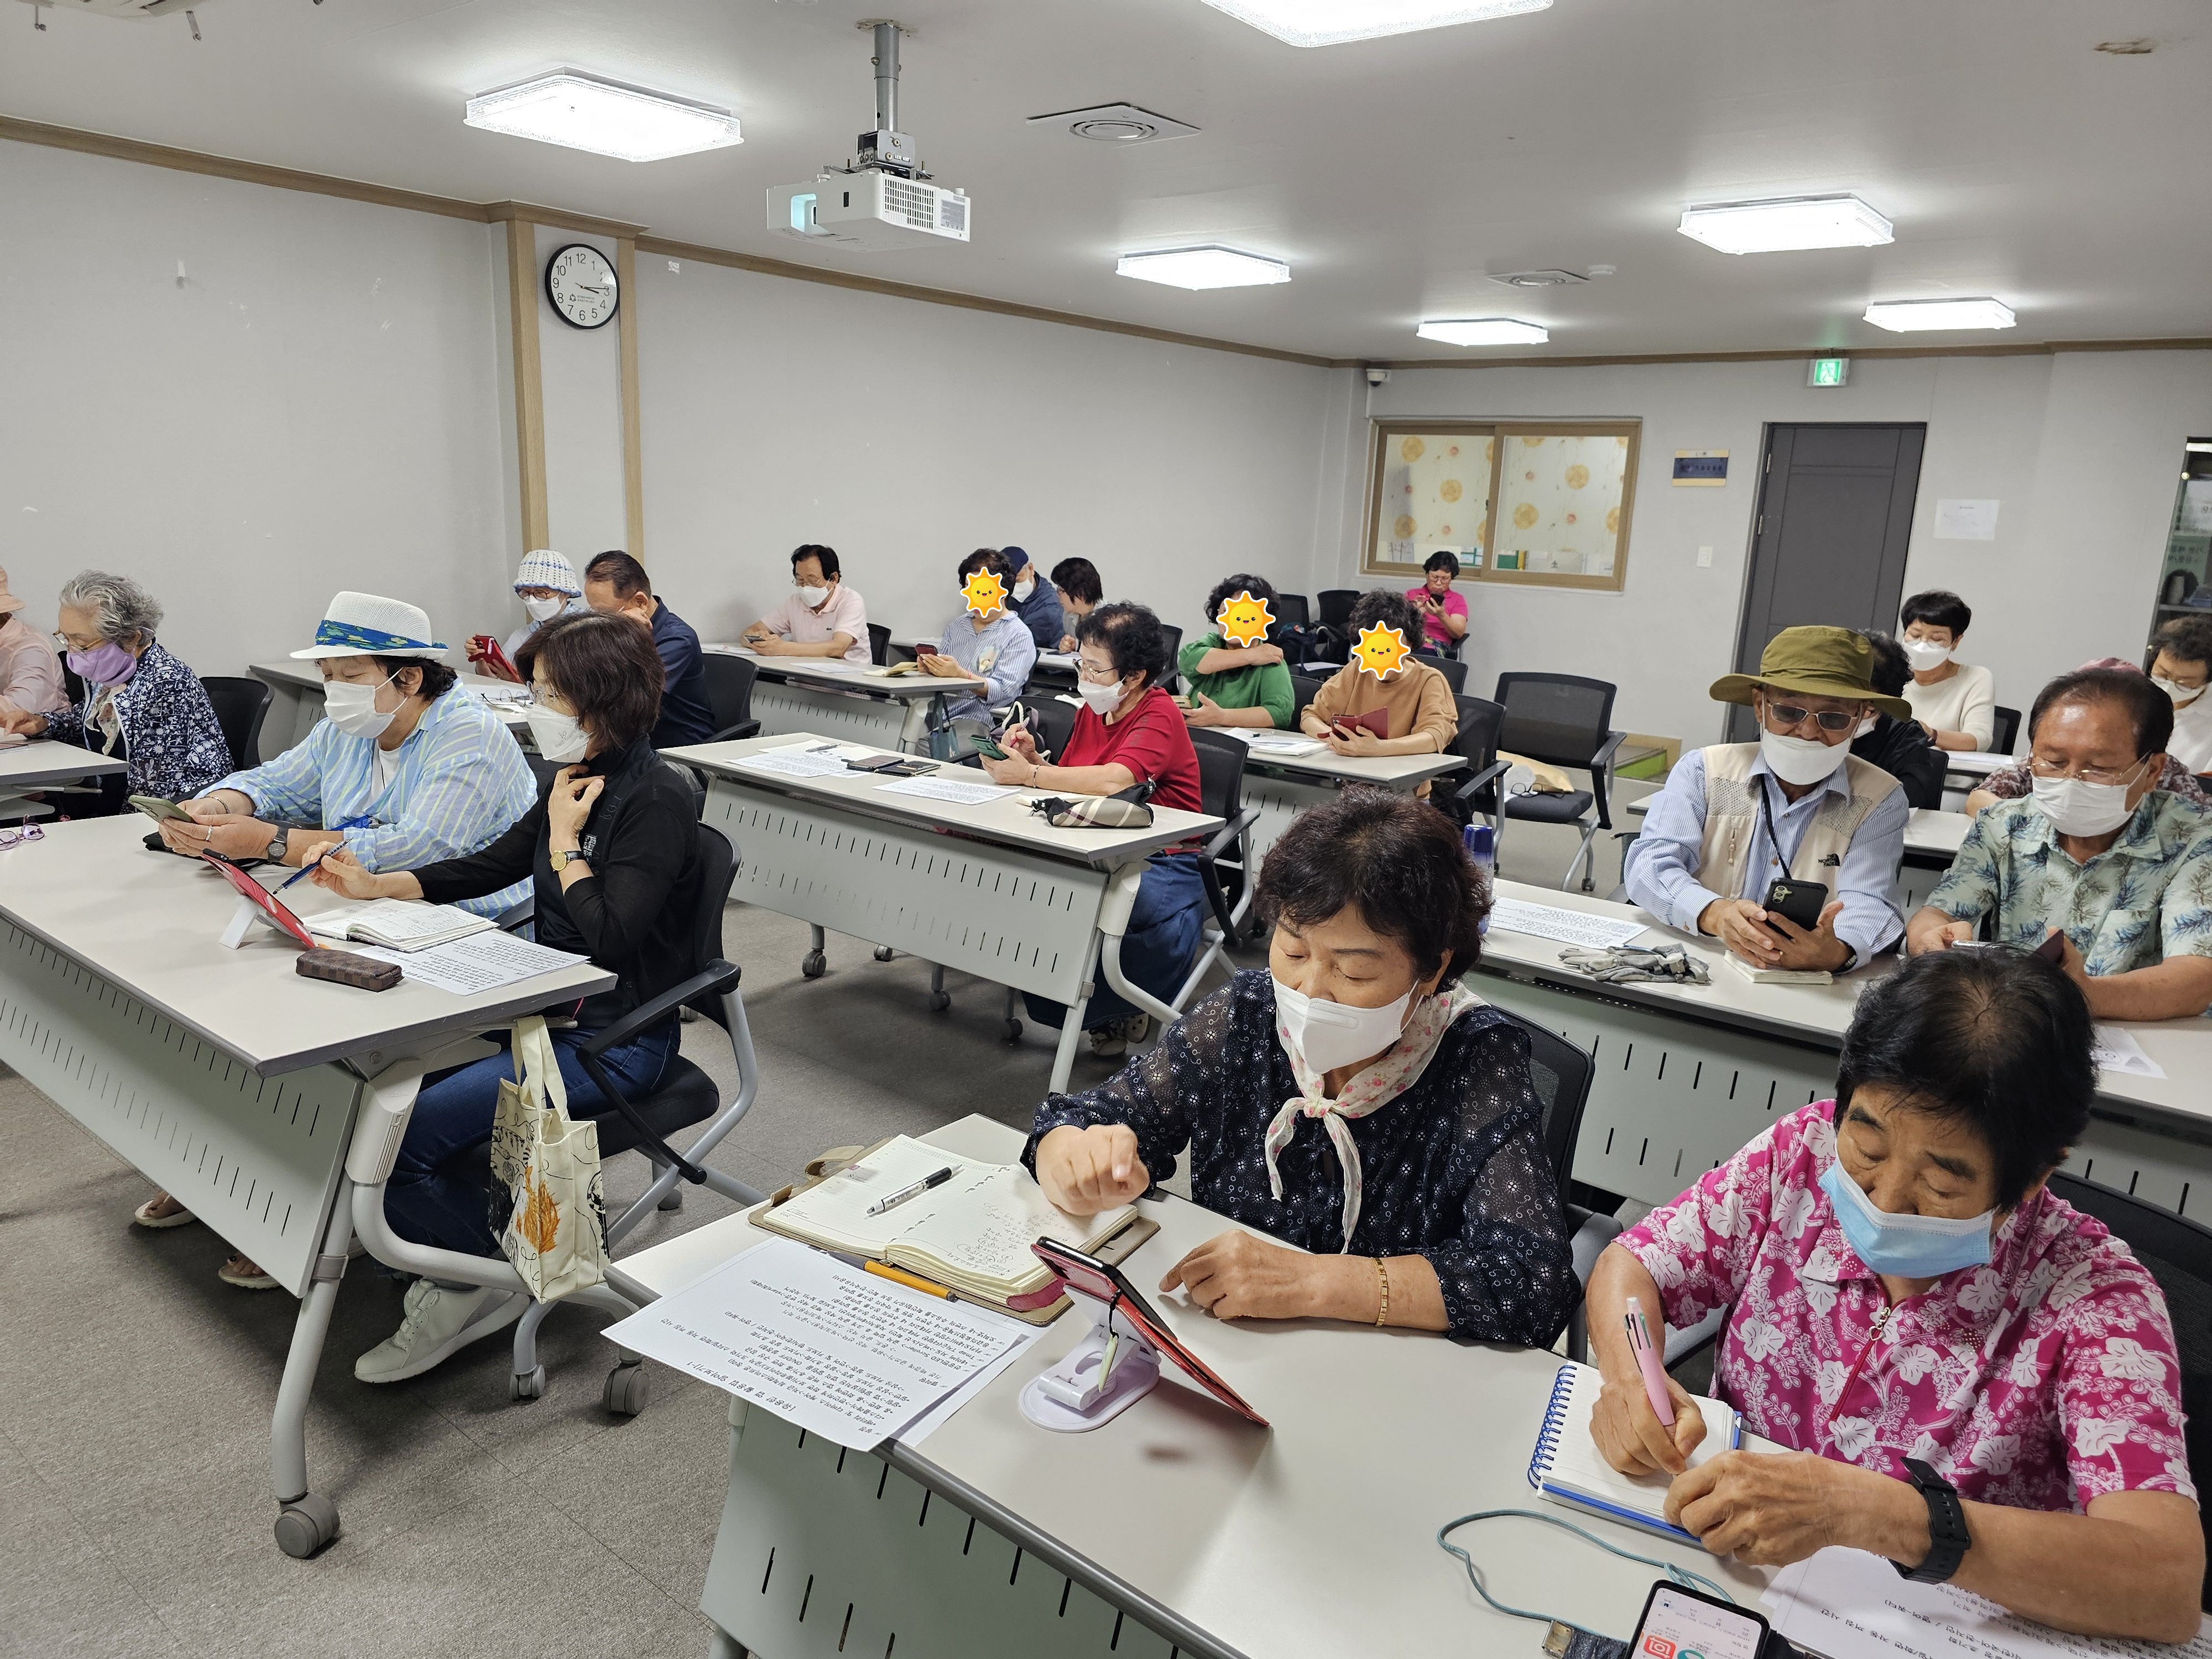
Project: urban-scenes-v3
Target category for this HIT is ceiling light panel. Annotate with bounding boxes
[1677,195,1893,255]
[465,72,741,163]
[1862,298,2016,332]
[1116,247,1290,289]
[1417,317,1550,346]
[1198,0,1551,49]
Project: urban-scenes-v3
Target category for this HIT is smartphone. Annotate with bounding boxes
[969,733,1009,760]
[913,643,939,658]
[129,795,191,823]
[843,754,907,773]
[2031,929,2067,964]
[1629,1580,1769,1659]
[1761,877,1829,933]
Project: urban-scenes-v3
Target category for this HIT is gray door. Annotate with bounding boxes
[1725,422,1926,740]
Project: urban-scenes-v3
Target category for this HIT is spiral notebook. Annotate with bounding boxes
[1526,1361,1747,1545]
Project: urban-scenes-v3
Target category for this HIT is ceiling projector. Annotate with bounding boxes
[768,20,969,251]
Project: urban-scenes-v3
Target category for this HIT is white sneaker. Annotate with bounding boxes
[354,1282,523,1384]
[1086,1013,1154,1061]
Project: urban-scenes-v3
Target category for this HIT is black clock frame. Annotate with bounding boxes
[544,242,619,331]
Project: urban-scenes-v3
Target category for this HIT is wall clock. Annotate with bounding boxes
[545,243,619,330]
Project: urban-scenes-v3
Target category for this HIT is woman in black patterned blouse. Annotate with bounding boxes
[1026,788,1578,1344]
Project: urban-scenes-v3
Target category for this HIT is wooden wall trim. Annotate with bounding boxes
[616,237,645,559]
[503,220,550,554]
[486,200,650,241]
[1360,337,2212,372]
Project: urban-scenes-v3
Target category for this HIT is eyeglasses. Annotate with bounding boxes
[1760,700,1860,734]
[0,822,45,849]
[2027,755,2148,788]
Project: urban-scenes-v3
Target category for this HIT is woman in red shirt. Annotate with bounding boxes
[983,602,1206,1058]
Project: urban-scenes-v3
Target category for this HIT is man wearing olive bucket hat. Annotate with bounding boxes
[1625,625,1911,973]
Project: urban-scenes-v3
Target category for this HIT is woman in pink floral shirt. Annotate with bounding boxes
[1585,948,2202,1640]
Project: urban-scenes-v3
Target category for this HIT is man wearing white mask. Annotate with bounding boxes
[1910,667,2212,1020]
[2147,615,2212,776]
[1898,589,1997,753]
[1001,545,1066,652]
[738,544,869,664]
[1625,627,1910,974]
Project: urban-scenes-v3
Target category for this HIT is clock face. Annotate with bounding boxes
[545,243,619,330]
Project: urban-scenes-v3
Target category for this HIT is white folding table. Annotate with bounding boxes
[0,816,610,1553]
[624,1114,1770,1659]
[0,736,129,820]
[249,660,531,758]
[1222,734,1464,867]
[665,734,1221,1093]
[706,644,959,753]
[1472,879,2212,1217]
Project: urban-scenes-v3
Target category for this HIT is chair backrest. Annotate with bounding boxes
[685,822,743,1023]
[1414,651,1469,694]
[867,623,891,667]
[1454,694,1505,771]
[1272,592,1311,633]
[701,653,757,734]
[1186,728,1249,826]
[1156,623,1183,692]
[1029,695,1077,762]
[199,675,273,772]
[1290,672,1329,722]
[2049,1172,2212,1608]
[1493,671,1618,770]
[1484,1006,1594,1194]
[1991,704,2021,755]
[1317,589,1359,629]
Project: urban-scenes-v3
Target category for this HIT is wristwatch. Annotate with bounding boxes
[265,828,289,862]
[1895,1457,1969,1583]
[552,848,588,871]
[1834,942,1859,973]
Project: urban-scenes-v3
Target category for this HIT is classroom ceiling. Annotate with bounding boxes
[4,0,2208,362]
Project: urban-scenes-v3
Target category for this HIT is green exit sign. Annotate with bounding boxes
[1808,356,1851,388]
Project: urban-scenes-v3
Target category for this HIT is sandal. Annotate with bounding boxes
[133,1191,197,1230]
[218,1254,279,1291]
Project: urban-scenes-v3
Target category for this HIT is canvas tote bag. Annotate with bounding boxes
[487,1015,609,1301]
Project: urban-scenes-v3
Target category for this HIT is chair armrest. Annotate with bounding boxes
[1589,731,1625,828]
[581,960,742,1060]
[707,719,761,744]
[1201,806,1258,862]
[1454,760,1511,804]
[494,896,535,935]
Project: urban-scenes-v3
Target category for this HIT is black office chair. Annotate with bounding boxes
[1991,705,2021,755]
[1270,592,1314,662]
[1272,593,1311,634]
[199,675,273,771]
[1157,622,1184,693]
[867,623,892,667]
[1413,651,1469,694]
[1484,1009,1603,1360]
[1188,729,1263,947]
[1028,693,1077,762]
[1290,671,1330,725]
[700,653,761,744]
[1493,671,1624,893]
[1310,589,1359,666]
[1446,695,1510,834]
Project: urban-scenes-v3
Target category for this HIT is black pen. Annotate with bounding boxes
[865,1166,955,1217]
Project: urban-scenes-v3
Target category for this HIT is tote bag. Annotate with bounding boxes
[487,1015,609,1301]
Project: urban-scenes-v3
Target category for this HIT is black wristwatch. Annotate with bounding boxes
[1895,1457,1969,1583]
[265,828,289,862]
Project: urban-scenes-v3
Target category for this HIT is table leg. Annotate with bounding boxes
[270,1177,356,1558]
[1047,931,1103,1094]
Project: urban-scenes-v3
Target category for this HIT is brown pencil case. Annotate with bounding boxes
[296,947,402,992]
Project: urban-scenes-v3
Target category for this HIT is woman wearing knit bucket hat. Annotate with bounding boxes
[469,549,587,680]
[1624,625,1911,974]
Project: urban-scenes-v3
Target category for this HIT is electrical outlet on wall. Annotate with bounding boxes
[1697,545,1714,568]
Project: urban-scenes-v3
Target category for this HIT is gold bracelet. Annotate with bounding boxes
[1374,1256,1390,1327]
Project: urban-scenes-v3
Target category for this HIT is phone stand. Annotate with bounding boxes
[219,893,293,951]
[1019,1304,1159,1433]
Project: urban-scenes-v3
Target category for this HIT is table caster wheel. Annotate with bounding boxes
[274,1493,340,1558]
[1003,1019,1023,1043]
[873,945,895,962]
[511,1364,546,1401]
[801,950,827,979]
[658,1187,684,1212]
[604,1362,649,1417]
[927,991,950,1013]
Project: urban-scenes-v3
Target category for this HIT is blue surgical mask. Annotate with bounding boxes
[1819,1157,1995,1279]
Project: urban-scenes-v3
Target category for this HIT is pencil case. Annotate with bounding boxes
[296,947,401,992]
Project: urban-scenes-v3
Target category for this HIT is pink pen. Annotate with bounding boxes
[1626,1296,1675,1428]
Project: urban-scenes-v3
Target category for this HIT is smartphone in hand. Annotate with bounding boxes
[129,795,192,823]
[1761,877,1829,933]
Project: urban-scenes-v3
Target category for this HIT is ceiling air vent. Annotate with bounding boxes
[1488,269,1589,289]
[1026,103,1199,144]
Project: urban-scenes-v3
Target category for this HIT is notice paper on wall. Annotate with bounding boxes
[2091,1025,2167,1080]
[1486,897,1651,951]
[602,1237,1031,1451]
[1763,1545,2212,1659]
[1934,498,2001,541]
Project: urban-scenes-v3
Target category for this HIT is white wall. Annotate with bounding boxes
[534,223,628,557]
[0,138,514,673]
[634,259,1340,648]
[1334,351,2212,749]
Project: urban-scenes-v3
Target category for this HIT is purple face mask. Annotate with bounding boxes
[65,640,139,687]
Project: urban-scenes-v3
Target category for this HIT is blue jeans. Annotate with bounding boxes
[1026,853,1207,1031]
[385,1020,680,1258]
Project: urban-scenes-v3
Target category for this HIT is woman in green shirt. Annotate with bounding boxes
[1180,572,1296,731]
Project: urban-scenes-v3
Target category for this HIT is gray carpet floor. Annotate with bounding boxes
[0,801,1640,1657]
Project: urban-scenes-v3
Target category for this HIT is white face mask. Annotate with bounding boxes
[1902,638,1953,671]
[1273,978,1415,1076]
[1012,578,1036,603]
[524,705,590,763]
[1760,728,1853,786]
[794,585,831,609]
[1853,716,1878,740]
[521,594,566,623]
[2032,763,2146,838]
[2151,674,2205,709]
[323,673,399,742]
[1077,676,1126,717]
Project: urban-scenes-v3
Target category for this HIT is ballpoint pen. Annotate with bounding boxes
[1625,1296,1675,1428]
[865,1165,955,1217]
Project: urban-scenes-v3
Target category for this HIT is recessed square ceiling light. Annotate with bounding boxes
[1417,317,1550,346]
[1198,0,1551,49]
[465,71,741,163]
[1677,195,1893,254]
[1116,247,1291,290]
[1863,298,2016,332]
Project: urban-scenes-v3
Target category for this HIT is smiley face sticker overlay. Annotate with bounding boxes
[962,567,1008,617]
[1352,623,1411,680]
[1217,589,1275,648]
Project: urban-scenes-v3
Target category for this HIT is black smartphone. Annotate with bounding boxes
[1629,1580,1770,1659]
[1761,877,1829,933]
[969,733,1009,760]
[843,754,905,773]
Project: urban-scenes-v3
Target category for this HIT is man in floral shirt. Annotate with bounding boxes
[1584,949,2202,1642]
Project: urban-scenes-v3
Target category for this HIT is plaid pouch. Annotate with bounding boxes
[1026,780,1156,829]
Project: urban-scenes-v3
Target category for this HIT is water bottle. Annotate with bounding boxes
[1463,822,1495,935]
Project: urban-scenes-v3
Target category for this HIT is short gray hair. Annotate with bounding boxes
[57,570,163,643]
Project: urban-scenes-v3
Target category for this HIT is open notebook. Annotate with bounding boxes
[754,1135,1142,1322]
[1529,1361,1770,1545]
[306,899,495,952]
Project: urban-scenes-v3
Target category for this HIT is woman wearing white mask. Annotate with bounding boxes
[1625,626,1911,974]
[142,592,537,1282]
[2147,615,2212,776]
[1910,667,2212,1021]
[1583,950,2201,1641]
[311,610,705,1383]
[1898,589,1997,753]
[481,549,587,675]
[1027,787,1577,1341]
[738,544,870,664]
